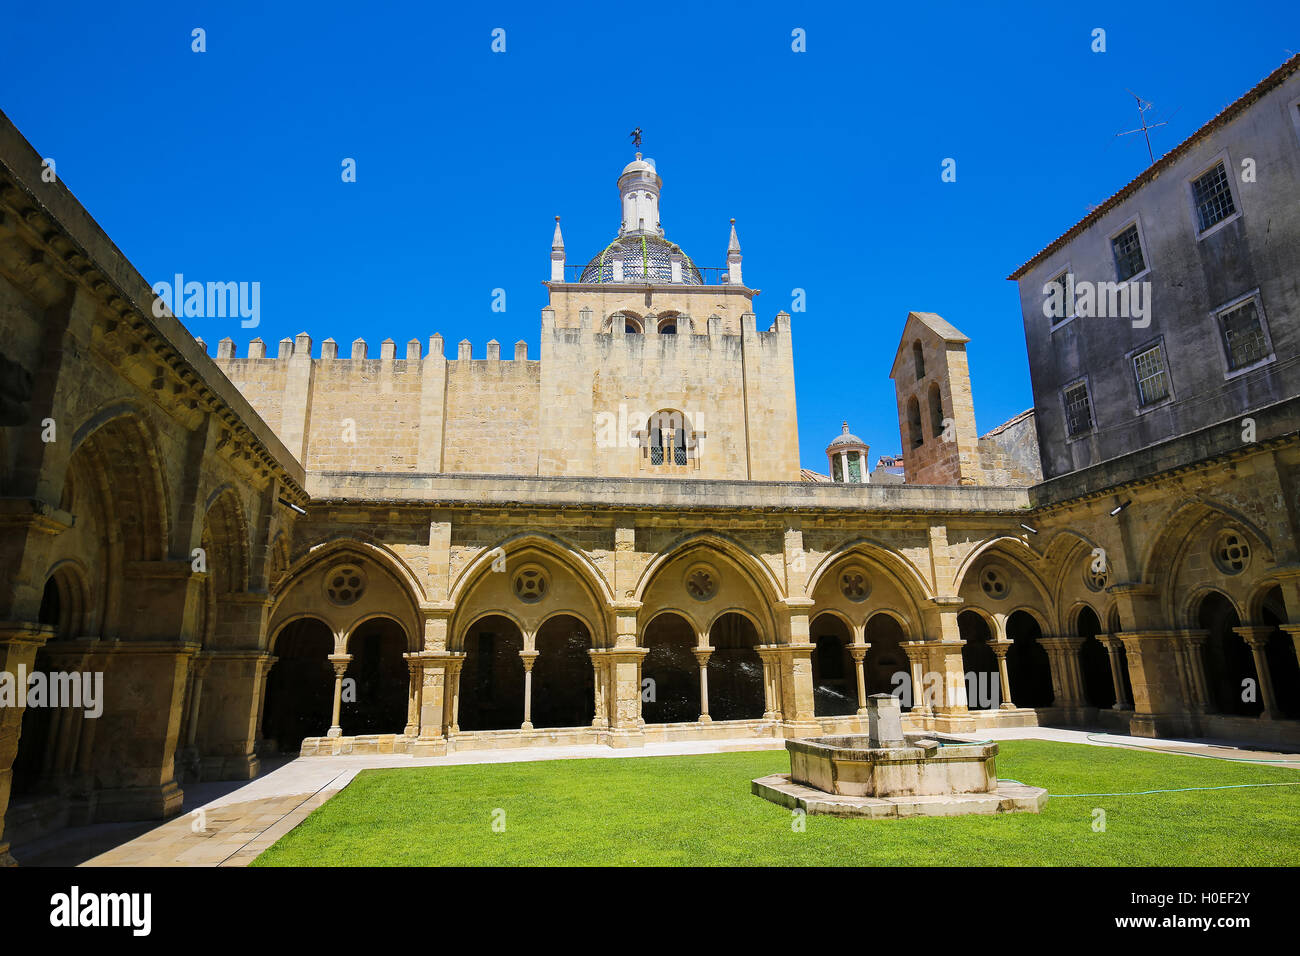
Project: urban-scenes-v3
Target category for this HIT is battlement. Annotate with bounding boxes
[206,300,799,482]
[205,333,535,363]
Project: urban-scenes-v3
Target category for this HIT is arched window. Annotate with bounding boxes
[604,311,643,334]
[928,383,945,439]
[912,341,925,380]
[907,397,923,449]
[645,409,691,467]
[657,311,690,334]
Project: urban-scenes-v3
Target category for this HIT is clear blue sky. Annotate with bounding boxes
[4,2,1298,472]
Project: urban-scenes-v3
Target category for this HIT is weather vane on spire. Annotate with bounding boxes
[630,127,643,149]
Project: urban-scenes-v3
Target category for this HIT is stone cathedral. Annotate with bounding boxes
[2,54,1300,864]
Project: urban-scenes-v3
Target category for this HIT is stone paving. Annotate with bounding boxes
[12,728,1297,867]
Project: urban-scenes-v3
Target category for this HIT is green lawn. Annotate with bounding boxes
[252,740,1300,866]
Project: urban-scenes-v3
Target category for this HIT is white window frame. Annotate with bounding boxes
[1044,261,1077,331]
[1061,376,1095,441]
[1108,216,1151,284]
[1187,150,1242,240]
[1212,289,1276,380]
[1125,337,1175,413]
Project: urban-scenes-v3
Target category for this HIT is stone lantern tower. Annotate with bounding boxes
[826,422,869,483]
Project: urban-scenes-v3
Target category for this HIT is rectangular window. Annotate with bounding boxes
[1111,224,1146,280]
[1063,382,1093,437]
[1218,299,1270,370]
[1191,162,1237,233]
[1132,345,1170,406]
[1049,270,1072,325]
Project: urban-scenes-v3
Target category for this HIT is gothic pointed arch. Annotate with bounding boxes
[804,536,933,610]
[269,537,423,652]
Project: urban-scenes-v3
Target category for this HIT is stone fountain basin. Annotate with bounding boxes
[786,734,997,798]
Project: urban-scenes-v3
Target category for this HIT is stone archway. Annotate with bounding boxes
[1198,591,1257,717]
[532,615,594,729]
[863,612,909,705]
[1006,610,1053,707]
[1076,607,1114,709]
[342,617,409,735]
[958,611,998,710]
[8,576,76,799]
[1259,586,1300,718]
[262,618,334,753]
[810,613,855,716]
[642,612,699,724]
[459,615,526,731]
[707,613,764,721]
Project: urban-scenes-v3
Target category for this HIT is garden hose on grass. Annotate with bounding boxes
[1082,731,1300,764]
[998,733,1300,797]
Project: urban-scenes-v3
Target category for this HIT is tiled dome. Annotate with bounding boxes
[579,234,703,285]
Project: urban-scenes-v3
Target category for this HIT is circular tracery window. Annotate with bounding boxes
[684,563,719,601]
[325,564,366,607]
[839,567,870,602]
[1212,530,1251,575]
[1084,562,1108,592]
[979,565,1010,600]
[513,565,549,604]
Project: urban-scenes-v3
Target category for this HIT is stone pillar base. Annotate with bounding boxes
[931,712,978,733]
[202,753,259,781]
[780,718,821,739]
[412,737,448,757]
[606,728,646,749]
[1129,712,1196,739]
[93,780,184,823]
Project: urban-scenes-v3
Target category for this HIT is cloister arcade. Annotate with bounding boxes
[266,510,1300,757]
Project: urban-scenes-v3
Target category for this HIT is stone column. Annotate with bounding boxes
[848,643,870,716]
[692,647,713,723]
[778,598,819,734]
[990,640,1016,709]
[1117,630,1195,738]
[519,650,538,731]
[588,650,609,729]
[327,654,351,738]
[601,648,648,746]
[1234,626,1280,719]
[445,657,463,735]
[1281,625,1300,672]
[1038,637,1085,708]
[0,623,54,866]
[901,642,930,716]
[187,657,210,749]
[410,651,462,755]
[755,647,780,720]
[251,655,276,757]
[1175,630,1212,714]
[403,656,422,737]
[1100,635,1132,710]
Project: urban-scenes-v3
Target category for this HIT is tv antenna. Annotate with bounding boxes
[1115,90,1179,163]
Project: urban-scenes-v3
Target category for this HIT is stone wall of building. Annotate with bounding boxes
[1012,58,1300,480]
[212,303,799,481]
[978,409,1042,485]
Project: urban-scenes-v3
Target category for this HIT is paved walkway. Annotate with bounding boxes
[13,728,1298,867]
